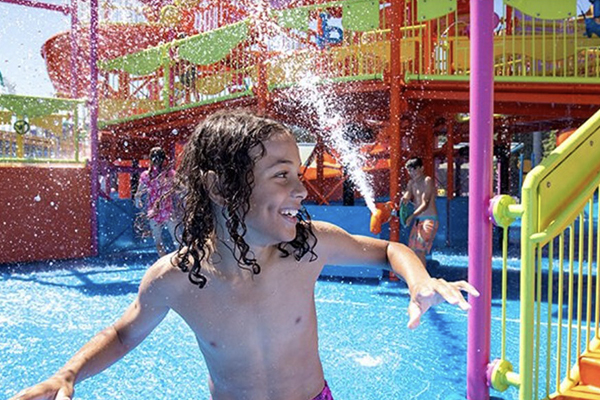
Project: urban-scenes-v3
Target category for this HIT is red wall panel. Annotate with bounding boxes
[0,165,94,264]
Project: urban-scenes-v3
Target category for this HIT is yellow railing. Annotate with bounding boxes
[490,110,600,399]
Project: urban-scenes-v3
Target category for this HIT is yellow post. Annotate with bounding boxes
[519,176,537,400]
[15,115,25,158]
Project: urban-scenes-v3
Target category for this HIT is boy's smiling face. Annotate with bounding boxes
[244,132,308,247]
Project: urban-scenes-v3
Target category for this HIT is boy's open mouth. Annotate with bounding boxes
[280,208,299,223]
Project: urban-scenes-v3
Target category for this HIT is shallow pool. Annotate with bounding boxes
[1,252,525,399]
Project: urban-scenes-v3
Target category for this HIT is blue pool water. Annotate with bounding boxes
[0,252,539,400]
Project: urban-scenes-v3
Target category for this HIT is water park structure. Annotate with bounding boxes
[1,0,600,399]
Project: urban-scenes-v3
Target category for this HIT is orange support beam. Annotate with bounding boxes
[388,0,408,244]
[254,0,270,113]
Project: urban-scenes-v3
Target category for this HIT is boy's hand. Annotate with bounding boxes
[406,278,480,329]
[10,374,74,400]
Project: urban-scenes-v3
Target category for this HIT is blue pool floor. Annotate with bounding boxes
[0,250,580,400]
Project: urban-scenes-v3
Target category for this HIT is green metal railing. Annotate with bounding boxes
[490,109,600,399]
[97,19,256,126]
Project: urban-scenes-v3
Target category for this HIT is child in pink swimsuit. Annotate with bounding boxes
[135,147,178,256]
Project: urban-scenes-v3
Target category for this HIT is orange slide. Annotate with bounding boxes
[41,23,174,98]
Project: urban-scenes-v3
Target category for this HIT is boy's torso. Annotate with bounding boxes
[158,250,327,400]
[410,177,438,217]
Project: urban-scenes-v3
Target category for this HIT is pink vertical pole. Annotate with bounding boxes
[70,0,78,98]
[89,0,99,255]
[467,1,494,399]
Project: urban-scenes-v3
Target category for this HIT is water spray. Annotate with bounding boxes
[296,74,377,214]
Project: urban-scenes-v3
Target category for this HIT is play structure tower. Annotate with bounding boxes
[1,1,600,399]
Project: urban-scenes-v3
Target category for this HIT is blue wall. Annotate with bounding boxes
[307,197,470,254]
[305,204,384,278]
[98,197,472,263]
[98,197,154,253]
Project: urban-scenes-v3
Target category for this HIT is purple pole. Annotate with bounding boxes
[0,0,69,14]
[89,0,99,255]
[467,1,494,399]
[70,0,79,99]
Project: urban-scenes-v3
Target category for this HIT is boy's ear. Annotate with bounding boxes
[206,171,226,206]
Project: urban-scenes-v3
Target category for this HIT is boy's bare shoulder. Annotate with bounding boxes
[310,219,382,243]
[140,252,189,295]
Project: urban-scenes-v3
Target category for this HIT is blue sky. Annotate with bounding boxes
[0,1,70,96]
[0,0,591,98]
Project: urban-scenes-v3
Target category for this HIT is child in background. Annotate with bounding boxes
[134,146,178,256]
[370,157,439,268]
[12,110,478,400]
[401,157,439,267]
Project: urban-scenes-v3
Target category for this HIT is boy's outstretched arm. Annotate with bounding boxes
[385,241,479,329]
[10,262,171,400]
[314,221,479,329]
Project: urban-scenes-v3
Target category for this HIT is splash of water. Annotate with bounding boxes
[296,74,377,214]
[244,7,378,213]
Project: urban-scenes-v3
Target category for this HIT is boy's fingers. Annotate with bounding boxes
[421,281,472,311]
[417,287,434,298]
[407,301,422,329]
[454,280,481,297]
[432,282,457,301]
[444,285,472,310]
[456,295,472,311]
[438,283,472,311]
[407,280,478,330]
[56,388,72,400]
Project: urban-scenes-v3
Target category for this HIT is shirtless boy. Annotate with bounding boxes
[11,111,477,400]
[401,157,439,267]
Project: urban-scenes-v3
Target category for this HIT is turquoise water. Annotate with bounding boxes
[0,252,540,400]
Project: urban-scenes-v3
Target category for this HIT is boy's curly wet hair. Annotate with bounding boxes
[174,109,318,288]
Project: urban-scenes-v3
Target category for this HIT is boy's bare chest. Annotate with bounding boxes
[411,182,427,200]
[169,265,318,350]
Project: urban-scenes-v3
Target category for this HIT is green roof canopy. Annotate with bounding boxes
[273,0,381,32]
[273,7,310,31]
[416,0,457,22]
[343,0,380,32]
[504,0,576,20]
[98,20,250,74]
[0,94,82,118]
[177,20,249,65]
[99,46,165,75]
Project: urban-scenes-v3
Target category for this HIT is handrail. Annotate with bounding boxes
[529,175,600,244]
[489,109,600,399]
